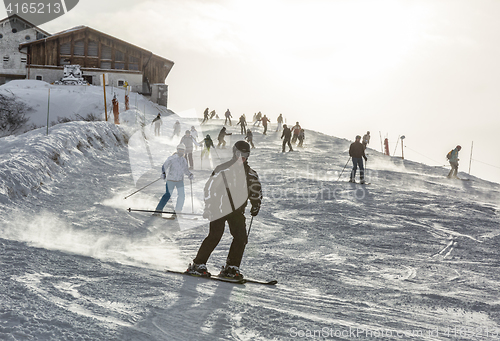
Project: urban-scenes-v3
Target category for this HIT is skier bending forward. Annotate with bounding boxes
[187,141,262,279]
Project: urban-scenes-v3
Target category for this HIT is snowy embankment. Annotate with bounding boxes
[0,122,128,202]
[1,88,500,340]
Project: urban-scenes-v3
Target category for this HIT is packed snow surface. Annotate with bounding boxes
[1,82,500,340]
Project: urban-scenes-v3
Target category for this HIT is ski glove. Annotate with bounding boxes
[188,173,194,181]
[363,156,368,161]
[250,204,260,216]
[161,172,166,180]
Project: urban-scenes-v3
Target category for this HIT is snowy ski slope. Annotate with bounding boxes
[1,84,500,340]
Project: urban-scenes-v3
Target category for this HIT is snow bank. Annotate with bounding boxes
[0,121,129,202]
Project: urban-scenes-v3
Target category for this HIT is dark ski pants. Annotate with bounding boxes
[193,210,247,268]
[350,157,365,181]
[263,124,268,135]
[282,138,293,152]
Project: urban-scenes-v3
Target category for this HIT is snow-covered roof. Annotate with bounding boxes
[0,14,51,37]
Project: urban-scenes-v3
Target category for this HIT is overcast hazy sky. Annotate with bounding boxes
[2,0,499,183]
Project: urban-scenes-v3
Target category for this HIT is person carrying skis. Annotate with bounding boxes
[281,124,293,152]
[172,120,181,138]
[237,115,247,135]
[153,143,194,217]
[349,135,368,184]
[362,131,371,149]
[151,113,162,136]
[245,129,255,149]
[217,126,232,148]
[180,130,197,169]
[276,114,284,132]
[187,141,262,279]
[224,109,232,126]
[447,145,462,179]
[291,122,301,144]
[261,115,271,135]
[297,129,305,147]
[202,134,215,159]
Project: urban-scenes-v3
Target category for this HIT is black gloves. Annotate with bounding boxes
[250,204,260,216]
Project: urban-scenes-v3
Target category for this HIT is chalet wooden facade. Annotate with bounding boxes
[19,25,174,97]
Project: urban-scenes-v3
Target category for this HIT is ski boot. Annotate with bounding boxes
[219,265,244,280]
[186,263,210,277]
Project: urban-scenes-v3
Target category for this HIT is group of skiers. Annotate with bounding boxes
[280,121,305,152]
[149,109,464,281]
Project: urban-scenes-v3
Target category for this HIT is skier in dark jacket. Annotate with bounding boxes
[217,126,232,148]
[349,135,367,184]
[201,134,215,159]
[237,115,247,135]
[261,115,271,135]
[187,141,262,279]
[245,129,255,149]
[281,124,293,152]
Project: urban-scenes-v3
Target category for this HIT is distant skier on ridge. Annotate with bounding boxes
[349,135,367,184]
[281,124,293,152]
[447,145,462,179]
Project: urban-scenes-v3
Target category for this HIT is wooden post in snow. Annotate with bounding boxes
[469,141,474,174]
[103,74,108,121]
[46,88,50,135]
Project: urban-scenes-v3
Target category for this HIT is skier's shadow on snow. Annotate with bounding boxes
[151,275,236,339]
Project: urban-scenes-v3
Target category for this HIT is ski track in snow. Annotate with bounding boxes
[1,86,500,340]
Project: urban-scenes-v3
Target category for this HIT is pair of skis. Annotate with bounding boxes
[165,269,277,286]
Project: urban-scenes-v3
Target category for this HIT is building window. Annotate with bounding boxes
[114,63,125,70]
[21,57,27,63]
[3,56,9,62]
[101,46,112,60]
[60,58,71,65]
[74,40,84,56]
[36,75,43,81]
[0,34,3,39]
[88,41,98,57]
[129,63,139,71]
[11,28,17,33]
[100,61,111,69]
[115,50,125,62]
[60,42,71,55]
[117,80,125,87]
[25,35,31,40]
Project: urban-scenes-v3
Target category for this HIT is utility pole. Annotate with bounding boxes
[469,141,474,174]
[400,135,406,159]
[102,74,108,121]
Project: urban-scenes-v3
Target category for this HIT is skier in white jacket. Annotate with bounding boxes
[153,143,194,216]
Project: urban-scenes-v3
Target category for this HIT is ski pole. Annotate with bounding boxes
[124,177,162,199]
[337,157,351,181]
[127,208,202,216]
[246,216,254,242]
[190,179,194,214]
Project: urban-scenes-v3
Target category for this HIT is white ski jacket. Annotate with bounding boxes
[162,153,193,182]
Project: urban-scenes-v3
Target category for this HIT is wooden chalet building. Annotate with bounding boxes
[16,22,174,105]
